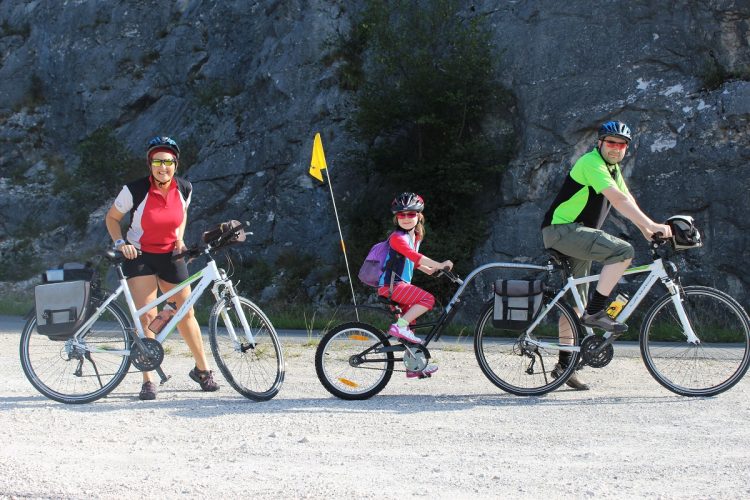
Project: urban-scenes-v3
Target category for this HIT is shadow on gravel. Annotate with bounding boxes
[1,392,703,417]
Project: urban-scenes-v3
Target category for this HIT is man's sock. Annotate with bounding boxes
[585,290,609,316]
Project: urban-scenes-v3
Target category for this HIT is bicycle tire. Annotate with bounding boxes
[640,286,750,397]
[208,296,285,401]
[474,299,582,396]
[315,322,394,400]
[19,300,132,404]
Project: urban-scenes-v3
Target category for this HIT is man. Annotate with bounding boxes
[540,120,672,390]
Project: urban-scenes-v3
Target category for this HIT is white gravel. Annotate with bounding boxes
[1,315,749,499]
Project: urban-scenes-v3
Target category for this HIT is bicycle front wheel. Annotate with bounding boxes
[19,302,132,404]
[315,322,394,400]
[474,299,581,396]
[640,286,750,397]
[208,296,284,401]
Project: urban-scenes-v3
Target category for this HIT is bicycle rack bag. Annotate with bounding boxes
[35,263,94,337]
[492,279,543,330]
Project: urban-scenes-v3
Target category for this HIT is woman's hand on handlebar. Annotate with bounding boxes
[118,243,139,260]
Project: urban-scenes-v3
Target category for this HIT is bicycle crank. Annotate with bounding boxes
[402,345,428,372]
[580,336,614,368]
[130,338,165,371]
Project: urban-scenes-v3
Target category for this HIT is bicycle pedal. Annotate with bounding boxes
[159,374,172,385]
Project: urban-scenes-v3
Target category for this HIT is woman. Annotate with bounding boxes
[105,136,219,400]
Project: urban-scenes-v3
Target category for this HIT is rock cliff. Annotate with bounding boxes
[0,0,748,308]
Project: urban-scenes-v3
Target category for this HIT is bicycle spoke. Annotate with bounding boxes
[640,286,750,396]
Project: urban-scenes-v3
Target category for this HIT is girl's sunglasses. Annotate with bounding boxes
[396,211,419,219]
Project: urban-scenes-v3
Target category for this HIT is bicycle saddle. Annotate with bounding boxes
[546,249,572,276]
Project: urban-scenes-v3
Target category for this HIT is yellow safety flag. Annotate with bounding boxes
[309,133,327,182]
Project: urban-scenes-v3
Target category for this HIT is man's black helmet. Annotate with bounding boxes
[147,136,180,159]
[391,192,425,214]
[598,121,632,143]
[666,215,702,250]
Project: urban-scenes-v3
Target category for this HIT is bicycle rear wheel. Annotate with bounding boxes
[315,322,394,400]
[19,302,132,404]
[640,286,750,396]
[474,299,581,396]
[208,296,284,401]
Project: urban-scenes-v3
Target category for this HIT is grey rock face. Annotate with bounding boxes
[0,1,748,309]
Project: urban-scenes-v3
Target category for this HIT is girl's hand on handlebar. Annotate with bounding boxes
[439,260,454,271]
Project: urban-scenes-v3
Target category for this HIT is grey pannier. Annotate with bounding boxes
[492,279,543,330]
[34,263,94,338]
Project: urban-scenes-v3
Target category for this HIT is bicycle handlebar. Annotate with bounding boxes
[170,220,253,262]
[435,267,464,285]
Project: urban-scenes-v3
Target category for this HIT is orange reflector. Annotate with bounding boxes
[348,334,369,341]
[338,378,358,388]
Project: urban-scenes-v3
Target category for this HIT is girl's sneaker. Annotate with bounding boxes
[406,364,438,379]
[388,323,422,344]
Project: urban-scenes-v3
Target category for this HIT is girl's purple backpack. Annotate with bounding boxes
[358,240,390,287]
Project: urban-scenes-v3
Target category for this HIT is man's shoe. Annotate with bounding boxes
[580,309,628,333]
[388,324,422,344]
[406,364,438,379]
[551,363,590,391]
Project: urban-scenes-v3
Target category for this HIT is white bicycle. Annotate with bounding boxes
[474,237,750,397]
[20,221,285,404]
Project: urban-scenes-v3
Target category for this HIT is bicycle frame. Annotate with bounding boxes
[70,254,255,356]
[524,256,699,355]
[414,262,551,345]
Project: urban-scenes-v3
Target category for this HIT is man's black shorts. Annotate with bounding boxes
[122,250,189,284]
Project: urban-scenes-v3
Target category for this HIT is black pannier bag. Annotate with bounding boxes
[492,279,543,330]
[35,263,94,337]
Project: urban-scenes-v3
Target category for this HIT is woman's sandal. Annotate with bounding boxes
[189,366,220,392]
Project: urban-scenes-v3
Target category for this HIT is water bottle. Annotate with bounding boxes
[148,302,176,334]
[606,294,629,319]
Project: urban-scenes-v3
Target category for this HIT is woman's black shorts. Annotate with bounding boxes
[122,250,189,284]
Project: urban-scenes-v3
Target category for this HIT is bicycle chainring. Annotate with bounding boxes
[130,338,164,371]
[580,336,614,368]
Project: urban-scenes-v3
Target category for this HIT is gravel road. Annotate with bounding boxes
[1,315,749,499]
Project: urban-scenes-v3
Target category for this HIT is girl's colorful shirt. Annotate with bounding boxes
[379,229,424,286]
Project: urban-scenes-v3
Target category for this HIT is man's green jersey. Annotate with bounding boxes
[541,148,630,229]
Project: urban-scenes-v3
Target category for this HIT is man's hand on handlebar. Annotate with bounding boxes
[640,222,672,241]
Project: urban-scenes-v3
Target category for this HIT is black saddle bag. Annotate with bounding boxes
[492,279,543,330]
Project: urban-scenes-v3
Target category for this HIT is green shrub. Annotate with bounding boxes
[54,128,142,229]
[331,0,518,302]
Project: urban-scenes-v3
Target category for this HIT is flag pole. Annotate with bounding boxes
[323,168,359,321]
[309,133,359,321]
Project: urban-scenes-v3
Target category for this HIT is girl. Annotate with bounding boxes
[378,192,453,378]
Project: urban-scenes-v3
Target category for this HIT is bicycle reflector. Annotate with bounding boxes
[666,215,703,250]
